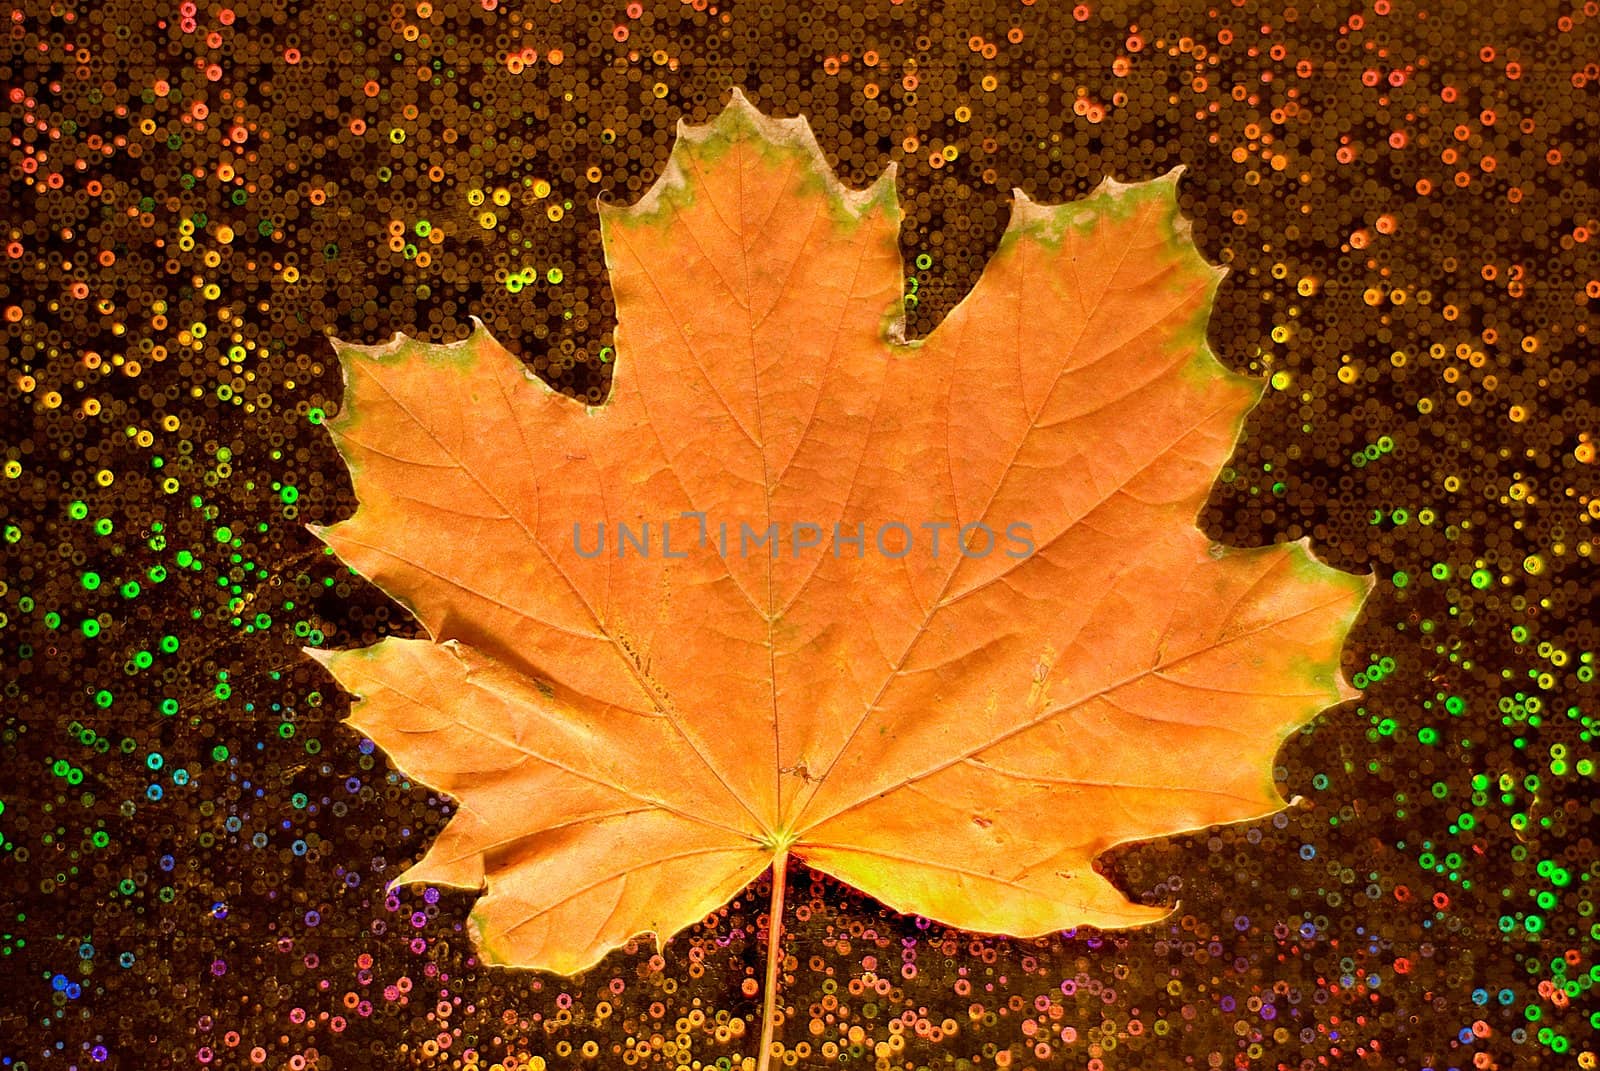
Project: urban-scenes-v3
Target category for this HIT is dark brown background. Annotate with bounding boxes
[2,0,1597,1068]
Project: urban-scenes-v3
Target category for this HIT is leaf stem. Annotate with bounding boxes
[755,850,788,1071]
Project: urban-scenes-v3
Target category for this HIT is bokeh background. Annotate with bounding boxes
[2,0,1597,1069]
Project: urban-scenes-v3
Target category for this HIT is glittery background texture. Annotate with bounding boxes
[1,1,1597,1070]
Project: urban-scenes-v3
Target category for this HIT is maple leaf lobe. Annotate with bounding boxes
[309,90,1369,974]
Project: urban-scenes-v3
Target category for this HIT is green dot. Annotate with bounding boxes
[1470,569,1493,589]
[280,485,298,504]
[81,619,100,638]
[81,572,101,590]
[1392,571,1409,589]
[214,526,232,543]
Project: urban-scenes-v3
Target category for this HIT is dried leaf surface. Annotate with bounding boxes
[310,91,1368,974]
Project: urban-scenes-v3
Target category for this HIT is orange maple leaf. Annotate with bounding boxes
[308,90,1367,1064]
